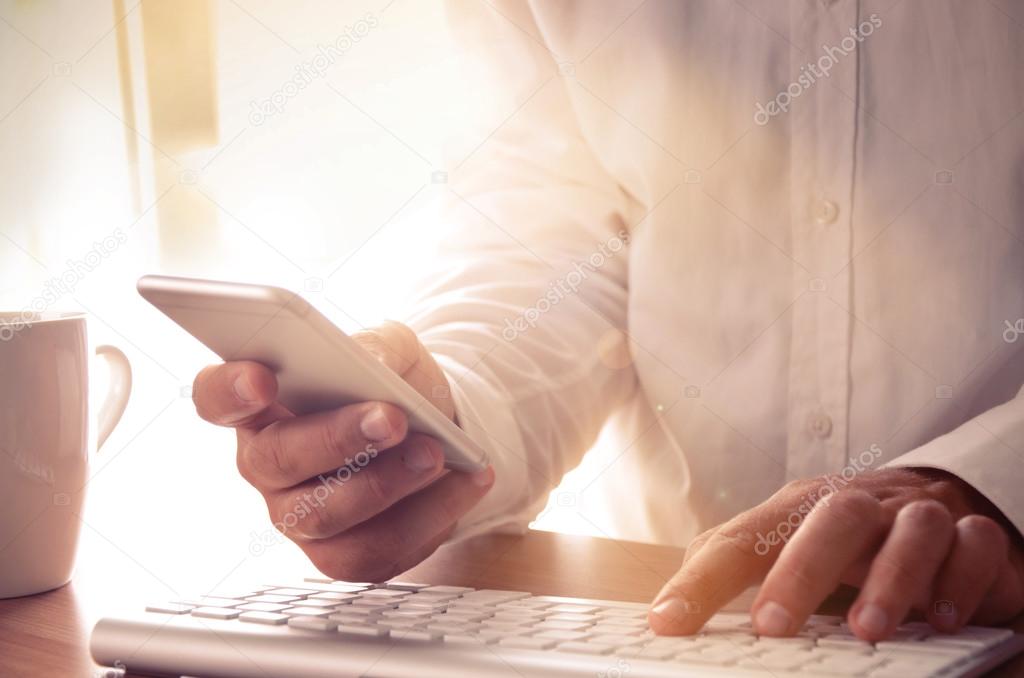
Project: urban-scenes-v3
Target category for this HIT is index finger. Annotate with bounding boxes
[648,491,806,634]
[192,361,291,429]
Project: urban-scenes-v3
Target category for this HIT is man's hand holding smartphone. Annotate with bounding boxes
[191,321,495,581]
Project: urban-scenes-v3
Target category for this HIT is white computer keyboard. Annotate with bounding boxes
[90,578,1024,678]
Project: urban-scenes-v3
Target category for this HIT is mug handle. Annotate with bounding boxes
[95,345,133,450]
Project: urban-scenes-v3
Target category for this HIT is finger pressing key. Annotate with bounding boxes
[751,490,884,636]
[648,493,804,635]
[848,499,955,641]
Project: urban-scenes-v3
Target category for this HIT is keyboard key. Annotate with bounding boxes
[815,654,886,675]
[350,600,399,610]
[459,590,532,604]
[237,602,290,613]
[323,583,373,593]
[289,598,342,608]
[266,588,314,597]
[478,628,527,641]
[308,592,359,603]
[246,595,302,604]
[421,586,474,595]
[239,611,289,625]
[145,604,193,614]
[534,621,590,631]
[546,613,597,623]
[445,634,496,645]
[330,605,377,616]
[753,636,814,650]
[360,589,409,599]
[533,596,647,611]
[555,641,612,655]
[382,609,431,618]
[407,595,460,606]
[450,606,491,615]
[192,607,240,620]
[281,607,333,618]
[376,619,424,630]
[678,646,745,665]
[883,628,928,642]
[817,634,875,651]
[302,577,334,584]
[874,640,972,657]
[534,630,589,642]
[547,605,600,614]
[440,611,492,623]
[614,645,677,660]
[739,649,813,670]
[481,621,531,632]
[497,599,552,610]
[427,622,479,634]
[597,609,648,620]
[587,635,644,647]
[594,616,646,627]
[647,636,705,650]
[385,582,430,592]
[174,597,239,608]
[868,658,955,677]
[329,612,378,625]
[701,631,756,645]
[398,601,451,613]
[925,627,1013,650]
[336,623,390,638]
[287,616,338,632]
[589,624,644,636]
[492,608,547,619]
[499,636,557,650]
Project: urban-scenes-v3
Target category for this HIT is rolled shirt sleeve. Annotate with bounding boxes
[885,386,1024,536]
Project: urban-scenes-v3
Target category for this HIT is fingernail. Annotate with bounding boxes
[404,444,438,473]
[650,598,699,627]
[754,601,793,636]
[856,603,888,637]
[471,466,494,487]
[233,374,257,403]
[360,405,393,441]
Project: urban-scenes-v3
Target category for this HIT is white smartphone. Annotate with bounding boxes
[137,275,489,473]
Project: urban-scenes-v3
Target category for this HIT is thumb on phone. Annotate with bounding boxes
[352,321,456,421]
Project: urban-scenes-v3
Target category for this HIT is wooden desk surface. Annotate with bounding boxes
[1,529,1021,677]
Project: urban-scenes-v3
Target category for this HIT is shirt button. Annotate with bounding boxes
[813,199,839,225]
[808,413,833,439]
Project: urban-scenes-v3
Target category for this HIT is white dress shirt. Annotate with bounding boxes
[404,0,1024,547]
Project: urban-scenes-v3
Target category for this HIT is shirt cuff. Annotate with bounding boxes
[432,354,544,541]
[884,391,1024,537]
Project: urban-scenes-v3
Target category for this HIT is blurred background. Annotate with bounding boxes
[0,0,616,595]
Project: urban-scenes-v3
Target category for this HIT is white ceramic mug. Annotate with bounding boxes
[0,312,132,598]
